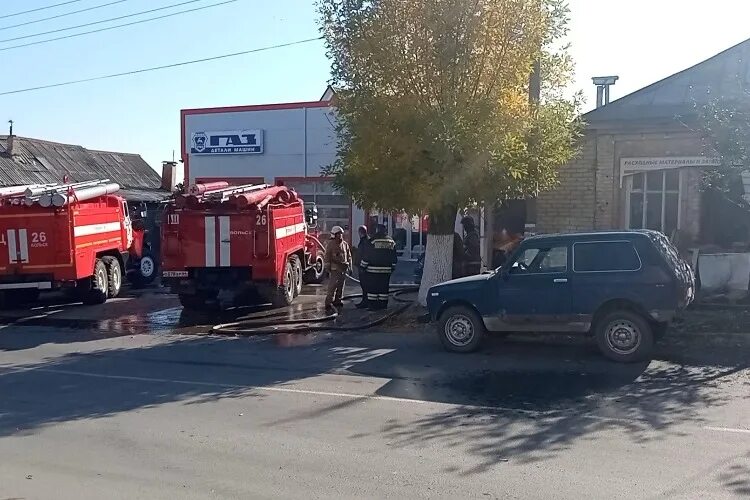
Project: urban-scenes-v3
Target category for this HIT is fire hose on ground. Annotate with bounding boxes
[210,235,421,335]
[210,283,419,336]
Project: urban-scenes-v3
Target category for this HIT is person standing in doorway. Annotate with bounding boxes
[367,224,398,310]
[461,216,481,276]
[355,225,372,309]
[324,226,351,312]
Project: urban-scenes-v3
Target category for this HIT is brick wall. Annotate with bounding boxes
[537,125,707,241]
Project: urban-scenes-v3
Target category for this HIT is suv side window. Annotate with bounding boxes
[573,241,641,272]
[510,245,568,274]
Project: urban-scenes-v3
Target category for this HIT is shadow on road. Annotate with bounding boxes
[719,452,750,497]
[345,334,750,473]
[0,325,747,477]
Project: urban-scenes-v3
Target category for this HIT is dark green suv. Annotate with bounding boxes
[427,231,695,363]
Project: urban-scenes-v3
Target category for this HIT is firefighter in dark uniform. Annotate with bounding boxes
[462,216,481,276]
[366,224,398,310]
[355,225,373,309]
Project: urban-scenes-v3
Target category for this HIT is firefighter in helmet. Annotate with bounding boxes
[366,224,398,310]
[324,226,351,312]
[355,225,373,309]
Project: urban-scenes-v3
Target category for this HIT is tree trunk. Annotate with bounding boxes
[417,204,457,305]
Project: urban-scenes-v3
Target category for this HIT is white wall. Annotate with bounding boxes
[184,106,337,184]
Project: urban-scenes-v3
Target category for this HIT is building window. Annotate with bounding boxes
[278,178,351,240]
[626,169,681,236]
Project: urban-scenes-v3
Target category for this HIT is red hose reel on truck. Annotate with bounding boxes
[161,181,326,310]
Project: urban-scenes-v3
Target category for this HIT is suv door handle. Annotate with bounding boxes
[553,278,568,283]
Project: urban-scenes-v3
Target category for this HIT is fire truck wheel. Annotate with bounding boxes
[272,261,295,307]
[81,259,108,305]
[303,255,326,284]
[290,255,303,297]
[129,254,157,288]
[102,256,122,298]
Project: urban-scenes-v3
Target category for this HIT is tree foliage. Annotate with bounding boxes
[698,95,750,206]
[319,0,581,232]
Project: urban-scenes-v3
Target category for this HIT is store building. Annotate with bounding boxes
[536,38,750,250]
[181,93,367,244]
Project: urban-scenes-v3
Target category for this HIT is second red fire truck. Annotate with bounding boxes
[161,181,325,309]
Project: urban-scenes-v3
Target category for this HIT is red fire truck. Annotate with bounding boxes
[161,182,326,309]
[0,180,150,306]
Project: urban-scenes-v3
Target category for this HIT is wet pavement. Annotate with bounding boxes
[0,281,749,498]
[0,282,418,349]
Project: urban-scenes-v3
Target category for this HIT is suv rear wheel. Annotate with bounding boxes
[437,305,485,353]
[595,310,654,363]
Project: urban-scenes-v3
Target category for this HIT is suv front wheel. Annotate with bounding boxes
[595,310,654,363]
[438,306,485,353]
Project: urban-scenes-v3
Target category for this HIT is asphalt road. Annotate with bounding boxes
[0,296,749,499]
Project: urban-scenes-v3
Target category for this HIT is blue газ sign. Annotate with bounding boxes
[190,130,264,155]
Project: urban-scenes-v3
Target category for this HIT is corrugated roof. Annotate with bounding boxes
[0,135,168,202]
[585,38,750,123]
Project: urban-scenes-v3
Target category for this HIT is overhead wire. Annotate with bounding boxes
[0,0,84,20]
[0,0,130,32]
[0,0,207,43]
[0,0,238,52]
[0,36,324,96]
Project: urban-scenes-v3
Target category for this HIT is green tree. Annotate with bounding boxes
[698,96,750,208]
[319,0,581,303]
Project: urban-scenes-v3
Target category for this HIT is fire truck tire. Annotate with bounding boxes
[81,259,108,305]
[290,255,303,297]
[272,261,295,307]
[102,256,122,298]
[303,255,326,284]
[129,254,157,287]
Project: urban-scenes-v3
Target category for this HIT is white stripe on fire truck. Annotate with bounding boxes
[274,222,306,240]
[205,216,216,267]
[18,229,29,263]
[73,221,121,237]
[7,230,17,264]
[219,216,230,267]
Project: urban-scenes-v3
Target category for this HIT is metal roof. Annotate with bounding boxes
[585,38,750,123]
[0,135,168,202]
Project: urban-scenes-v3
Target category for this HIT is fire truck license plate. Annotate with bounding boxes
[162,271,189,278]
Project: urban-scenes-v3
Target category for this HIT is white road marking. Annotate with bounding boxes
[703,426,750,435]
[0,365,746,436]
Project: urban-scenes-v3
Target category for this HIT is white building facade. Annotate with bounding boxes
[181,98,364,242]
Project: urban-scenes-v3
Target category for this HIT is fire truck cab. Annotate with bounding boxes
[161,182,325,310]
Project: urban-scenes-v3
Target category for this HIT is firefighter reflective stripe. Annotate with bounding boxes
[367,266,393,273]
[7,230,16,263]
[204,216,216,267]
[219,216,230,267]
[18,229,28,263]
[367,293,379,300]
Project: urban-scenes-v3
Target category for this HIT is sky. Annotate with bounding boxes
[1,0,750,174]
